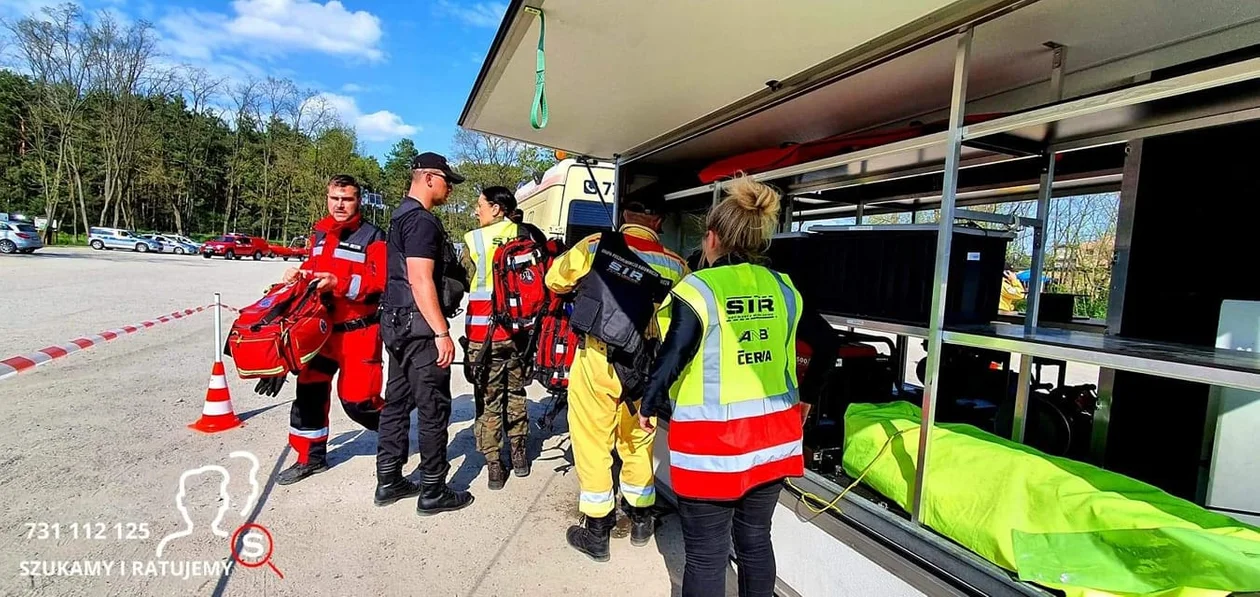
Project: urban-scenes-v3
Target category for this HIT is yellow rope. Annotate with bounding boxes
[787,427,913,516]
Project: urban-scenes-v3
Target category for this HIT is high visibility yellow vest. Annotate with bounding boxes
[463,219,519,342]
[667,263,805,500]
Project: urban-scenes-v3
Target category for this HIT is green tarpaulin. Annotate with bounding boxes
[842,401,1260,597]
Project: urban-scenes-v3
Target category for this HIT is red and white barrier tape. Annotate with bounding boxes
[0,303,236,381]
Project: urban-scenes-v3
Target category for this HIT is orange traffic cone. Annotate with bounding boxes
[189,361,242,433]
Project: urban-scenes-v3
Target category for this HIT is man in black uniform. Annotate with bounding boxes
[374,152,475,515]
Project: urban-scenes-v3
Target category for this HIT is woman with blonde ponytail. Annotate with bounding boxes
[639,174,805,597]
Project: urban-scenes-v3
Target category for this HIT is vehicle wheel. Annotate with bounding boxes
[175,247,185,255]
[253,252,262,261]
[0,240,16,254]
[225,250,235,260]
[268,252,275,259]
[90,240,104,250]
[135,243,149,253]
[203,253,212,259]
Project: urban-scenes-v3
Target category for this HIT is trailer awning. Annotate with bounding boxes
[461,0,1260,168]
[459,0,1015,160]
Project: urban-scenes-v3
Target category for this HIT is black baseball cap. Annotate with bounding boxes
[621,184,664,215]
[411,152,466,184]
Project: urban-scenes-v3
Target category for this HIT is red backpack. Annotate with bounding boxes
[533,296,579,392]
[490,233,566,335]
[227,281,330,378]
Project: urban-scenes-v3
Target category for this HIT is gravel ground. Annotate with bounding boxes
[0,247,686,597]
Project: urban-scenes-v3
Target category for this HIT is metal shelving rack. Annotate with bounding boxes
[663,29,1260,524]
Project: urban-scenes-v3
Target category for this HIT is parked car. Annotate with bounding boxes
[88,227,162,252]
[268,236,309,261]
[0,220,43,254]
[169,234,202,252]
[201,234,268,260]
[141,233,199,255]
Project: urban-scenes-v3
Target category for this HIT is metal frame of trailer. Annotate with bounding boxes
[461,2,1260,594]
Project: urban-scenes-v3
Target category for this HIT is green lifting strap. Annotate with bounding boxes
[524,7,548,129]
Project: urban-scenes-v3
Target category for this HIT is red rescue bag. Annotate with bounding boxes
[533,297,578,392]
[490,233,566,335]
[227,280,331,378]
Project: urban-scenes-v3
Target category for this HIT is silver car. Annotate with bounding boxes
[141,234,199,255]
[0,220,43,254]
[88,227,162,252]
[169,234,203,252]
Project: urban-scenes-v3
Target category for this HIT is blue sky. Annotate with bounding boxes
[2,0,507,161]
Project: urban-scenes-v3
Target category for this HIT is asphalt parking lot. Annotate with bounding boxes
[0,247,689,596]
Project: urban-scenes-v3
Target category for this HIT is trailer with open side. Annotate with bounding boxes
[461,2,1260,595]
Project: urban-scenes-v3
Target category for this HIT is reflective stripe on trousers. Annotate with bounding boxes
[620,482,655,507]
[289,426,329,440]
[580,489,614,507]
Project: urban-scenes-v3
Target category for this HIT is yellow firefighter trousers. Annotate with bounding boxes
[568,336,657,517]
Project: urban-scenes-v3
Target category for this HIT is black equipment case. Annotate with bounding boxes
[767,225,1013,327]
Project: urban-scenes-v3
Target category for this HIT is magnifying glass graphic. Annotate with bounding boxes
[230,523,284,579]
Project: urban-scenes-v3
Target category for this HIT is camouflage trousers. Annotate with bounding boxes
[468,339,529,457]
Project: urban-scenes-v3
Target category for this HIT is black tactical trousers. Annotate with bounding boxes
[377,336,453,485]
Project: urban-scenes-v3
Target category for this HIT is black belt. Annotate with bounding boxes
[334,313,380,332]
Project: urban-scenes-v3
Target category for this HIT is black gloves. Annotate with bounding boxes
[254,376,287,398]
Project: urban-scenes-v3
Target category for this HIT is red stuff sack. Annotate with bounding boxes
[227,281,331,378]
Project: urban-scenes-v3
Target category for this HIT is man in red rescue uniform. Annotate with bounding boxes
[257,174,389,486]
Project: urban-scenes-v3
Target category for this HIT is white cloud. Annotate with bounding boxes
[340,83,364,93]
[436,1,506,29]
[159,0,384,63]
[227,0,383,61]
[159,9,229,61]
[313,92,418,141]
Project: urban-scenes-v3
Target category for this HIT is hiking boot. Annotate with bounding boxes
[416,482,474,516]
[510,437,530,477]
[487,460,507,491]
[276,461,328,485]
[627,506,655,547]
[374,478,421,507]
[566,513,615,562]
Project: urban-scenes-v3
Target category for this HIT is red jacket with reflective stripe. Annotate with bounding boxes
[301,216,386,325]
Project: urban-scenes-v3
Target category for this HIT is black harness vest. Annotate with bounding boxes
[570,231,672,356]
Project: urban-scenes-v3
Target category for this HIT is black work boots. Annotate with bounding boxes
[374,478,421,506]
[626,506,656,547]
[416,482,475,516]
[374,461,422,506]
[374,477,422,507]
[276,460,328,485]
[510,437,530,477]
[566,512,615,562]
